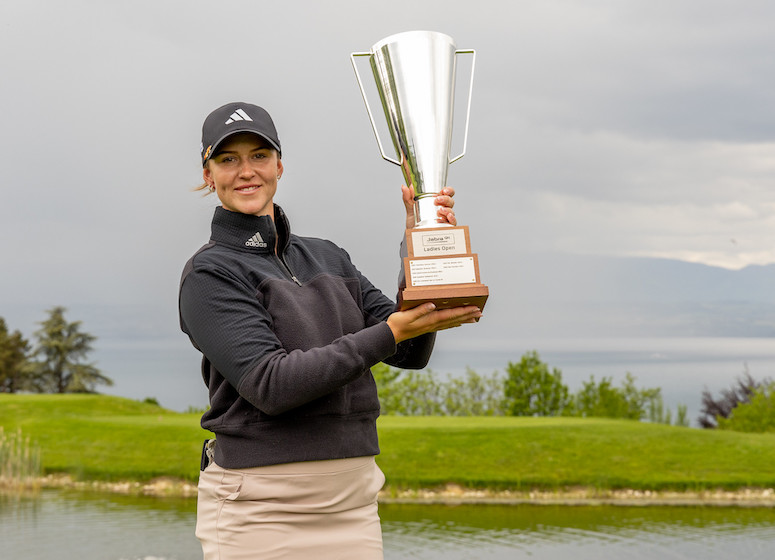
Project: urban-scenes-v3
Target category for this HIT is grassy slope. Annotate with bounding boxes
[0,394,210,481]
[377,416,775,490]
[2,394,775,490]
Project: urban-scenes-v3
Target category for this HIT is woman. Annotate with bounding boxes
[179,102,482,560]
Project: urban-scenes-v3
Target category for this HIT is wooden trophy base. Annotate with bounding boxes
[398,283,490,311]
[398,225,489,311]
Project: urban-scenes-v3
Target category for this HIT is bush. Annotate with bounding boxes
[698,369,771,428]
[571,373,661,421]
[717,382,775,433]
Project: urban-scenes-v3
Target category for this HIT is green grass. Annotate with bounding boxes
[2,394,775,491]
[376,416,775,491]
[0,394,211,482]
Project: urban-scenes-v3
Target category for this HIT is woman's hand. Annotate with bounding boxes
[386,303,482,344]
[402,186,457,229]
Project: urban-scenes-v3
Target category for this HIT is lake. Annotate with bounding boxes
[98,336,775,427]
[2,491,774,559]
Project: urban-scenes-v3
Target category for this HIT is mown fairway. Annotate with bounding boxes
[0,394,209,481]
[377,416,775,490]
[2,394,775,490]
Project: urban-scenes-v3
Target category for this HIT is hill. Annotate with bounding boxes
[505,254,775,337]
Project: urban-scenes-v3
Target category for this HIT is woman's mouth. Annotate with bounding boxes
[236,185,260,193]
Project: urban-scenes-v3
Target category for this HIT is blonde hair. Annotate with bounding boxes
[194,181,213,195]
[194,160,214,195]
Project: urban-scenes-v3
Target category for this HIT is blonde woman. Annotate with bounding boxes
[179,102,481,559]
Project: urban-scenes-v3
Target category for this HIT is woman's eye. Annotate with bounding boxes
[252,152,266,159]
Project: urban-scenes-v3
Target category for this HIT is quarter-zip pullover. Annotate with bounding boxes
[179,205,435,468]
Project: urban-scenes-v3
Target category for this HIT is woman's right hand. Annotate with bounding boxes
[386,303,482,344]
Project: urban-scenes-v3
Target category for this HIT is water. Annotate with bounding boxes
[381,502,775,559]
[90,336,775,425]
[0,491,200,560]
[2,491,775,560]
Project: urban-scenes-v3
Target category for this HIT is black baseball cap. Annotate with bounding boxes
[200,102,281,166]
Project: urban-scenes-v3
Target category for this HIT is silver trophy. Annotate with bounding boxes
[351,31,488,311]
[351,30,475,229]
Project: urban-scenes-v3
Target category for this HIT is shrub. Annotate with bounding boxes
[717,382,775,433]
[0,426,41,485]
[698,369,769,428]
[571,373,660,421]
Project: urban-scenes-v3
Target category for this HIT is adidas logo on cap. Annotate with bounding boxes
[225,109,253,125]
[245,232,267,248]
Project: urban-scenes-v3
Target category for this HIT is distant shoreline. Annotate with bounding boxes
[9,475,774,507]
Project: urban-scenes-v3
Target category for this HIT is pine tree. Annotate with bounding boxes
[30,307,113,393]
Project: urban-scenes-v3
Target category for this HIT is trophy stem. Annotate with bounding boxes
[413,194,452,229]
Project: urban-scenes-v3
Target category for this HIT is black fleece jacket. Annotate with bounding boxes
[179,205,435,468]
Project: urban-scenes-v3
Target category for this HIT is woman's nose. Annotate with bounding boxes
[239,160,255,177]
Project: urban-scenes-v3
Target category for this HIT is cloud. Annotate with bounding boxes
[1,0,775,328]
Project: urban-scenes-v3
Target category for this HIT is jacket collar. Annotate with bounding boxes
[210,204,291,254]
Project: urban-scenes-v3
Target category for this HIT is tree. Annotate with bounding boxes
[647,393,690,427]
[573,375,628,418]
[503,351,570,416]
[378,369,444,415]
[675,404,690,427]
[572,373,660,420]
[697,369,767,429]
[0,318,31,393]
[443,368,504,416]
[29,307,112,393]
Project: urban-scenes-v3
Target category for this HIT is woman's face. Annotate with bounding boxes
[203,133,283,218]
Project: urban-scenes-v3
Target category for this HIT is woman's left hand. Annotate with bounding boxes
[402,186,457,229]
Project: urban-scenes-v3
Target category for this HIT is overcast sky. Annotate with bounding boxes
[2,0,774,407]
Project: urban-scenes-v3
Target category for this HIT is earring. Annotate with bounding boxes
[208,184,215,193]
[277,175,281,181]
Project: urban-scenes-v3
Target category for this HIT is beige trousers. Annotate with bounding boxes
[196,455,385,560]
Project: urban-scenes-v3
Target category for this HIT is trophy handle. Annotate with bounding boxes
[449,49,476,164]
[350,52,402,167]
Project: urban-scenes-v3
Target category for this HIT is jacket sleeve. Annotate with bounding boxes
[179,263,398,416]
[354,241,437,370]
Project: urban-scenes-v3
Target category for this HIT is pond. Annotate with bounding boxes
[1,491,774,559]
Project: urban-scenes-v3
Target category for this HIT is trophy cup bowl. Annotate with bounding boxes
[352,31,489,311]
